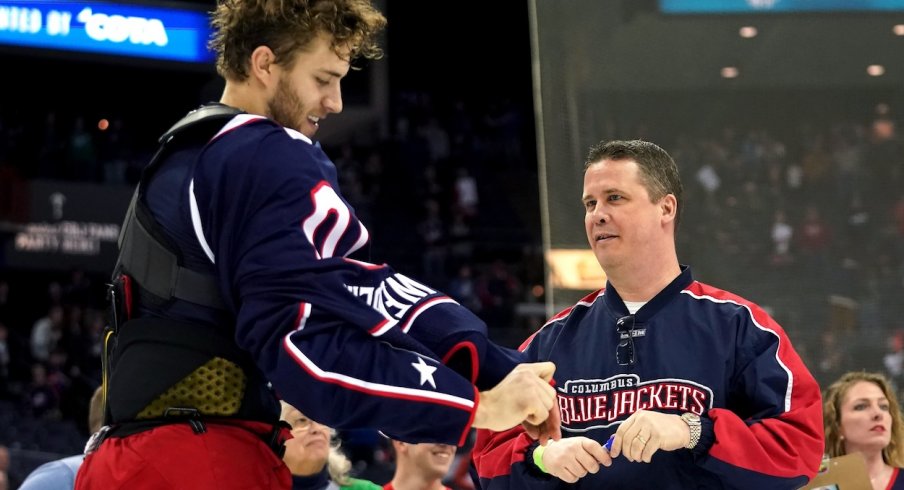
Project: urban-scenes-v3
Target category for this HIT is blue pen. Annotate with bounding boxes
[604,435,615,452]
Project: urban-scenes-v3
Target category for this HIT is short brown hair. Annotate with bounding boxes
[824,371,904,466]
[584,139,683,226]
[210,0,387,81]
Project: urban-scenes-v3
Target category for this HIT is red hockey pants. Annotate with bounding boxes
[74,420,292,489]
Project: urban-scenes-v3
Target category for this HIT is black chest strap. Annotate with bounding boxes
[115,104,244,310]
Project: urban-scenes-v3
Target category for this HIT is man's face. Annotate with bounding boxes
[405,443,456,479]
[582,158,666,272]
[267,33,349,137]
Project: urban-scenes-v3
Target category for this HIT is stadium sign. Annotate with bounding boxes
[1,180,133,273]
[0,1,214,64]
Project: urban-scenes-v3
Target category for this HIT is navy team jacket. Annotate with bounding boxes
[472,267,824,489]
[142,113,521,446]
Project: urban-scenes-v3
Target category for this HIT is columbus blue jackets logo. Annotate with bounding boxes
[557,374,713,432]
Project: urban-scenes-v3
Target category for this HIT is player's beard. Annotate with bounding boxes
[267,75,307,135]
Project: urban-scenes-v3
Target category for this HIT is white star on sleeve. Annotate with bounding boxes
[411,357,438,389]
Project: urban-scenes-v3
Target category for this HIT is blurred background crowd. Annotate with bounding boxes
[1,0,903,488]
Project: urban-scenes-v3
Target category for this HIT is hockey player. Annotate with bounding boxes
[471,140,824,489]
[75,1,557,488]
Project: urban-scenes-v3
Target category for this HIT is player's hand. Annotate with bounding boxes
[540,437,611,483]
[472,362,557,432]
[522,399,561,444]
[609,410,690,463]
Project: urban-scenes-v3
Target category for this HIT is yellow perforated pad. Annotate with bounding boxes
[136,357,246,419]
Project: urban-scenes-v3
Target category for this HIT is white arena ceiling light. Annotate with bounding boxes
[894,24,904,36]
[739,26,758,38]
[721,66,740,78]
[662,0,904,14]
[867,65,886,76]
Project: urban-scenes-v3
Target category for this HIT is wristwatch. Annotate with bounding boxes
[680,412,702,449]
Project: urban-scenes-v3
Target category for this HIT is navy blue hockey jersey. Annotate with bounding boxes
[141,113,521,446]
[472,267,823,489]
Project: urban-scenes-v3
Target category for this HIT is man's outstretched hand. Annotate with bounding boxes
[522,396,561,444]
[472,362,558,436]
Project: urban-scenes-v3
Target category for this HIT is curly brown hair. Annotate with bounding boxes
[209,0,386,81]
[824,371,904,466]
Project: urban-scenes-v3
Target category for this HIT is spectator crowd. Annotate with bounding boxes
[1,88,903,487]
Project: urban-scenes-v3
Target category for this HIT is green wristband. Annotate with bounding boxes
[532,444,549,474]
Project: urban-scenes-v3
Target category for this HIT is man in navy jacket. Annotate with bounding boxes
[472,140,823,489]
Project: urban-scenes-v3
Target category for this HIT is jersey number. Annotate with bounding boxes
[302,181,353,259]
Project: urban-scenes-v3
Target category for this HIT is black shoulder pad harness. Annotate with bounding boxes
[114,104,244,310]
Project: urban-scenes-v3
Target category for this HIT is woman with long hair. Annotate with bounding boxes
[824,371,904,489]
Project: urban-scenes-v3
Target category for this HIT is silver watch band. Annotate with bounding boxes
[681,413,702,449]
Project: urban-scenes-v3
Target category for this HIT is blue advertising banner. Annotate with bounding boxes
[660,0,904,13]
[0,1,214,64]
